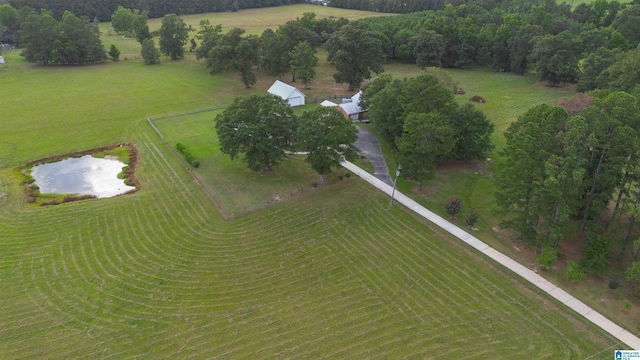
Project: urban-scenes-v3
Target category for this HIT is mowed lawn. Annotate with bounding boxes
[0,5,626,357]
[0,134,618,357]
[153,110,348,215]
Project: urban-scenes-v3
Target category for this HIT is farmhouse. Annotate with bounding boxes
[321,91,367,121]
[267,80,306,107]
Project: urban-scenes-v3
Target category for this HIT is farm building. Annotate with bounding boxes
[267,80,306,107]
[320,100,338,107]
[322,91,367,121]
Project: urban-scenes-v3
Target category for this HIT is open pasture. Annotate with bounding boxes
[0,132,619,357]
[446,69,576,151]
[151,4,391,35]
[152,110,346,215]
[100,5,389,58]
[0,5,629,357]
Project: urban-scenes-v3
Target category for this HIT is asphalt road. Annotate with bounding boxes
[354,126,393,186]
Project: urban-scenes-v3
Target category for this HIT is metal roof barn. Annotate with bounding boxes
[267,80,306,107]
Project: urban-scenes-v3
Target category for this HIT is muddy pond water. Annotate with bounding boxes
[31,155,135,198]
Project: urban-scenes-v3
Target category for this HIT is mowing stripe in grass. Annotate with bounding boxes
[343,160,639,352]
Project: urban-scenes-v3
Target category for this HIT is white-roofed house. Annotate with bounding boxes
[337,91,367,121]
[267,80,306,107]
[320,100,338,107]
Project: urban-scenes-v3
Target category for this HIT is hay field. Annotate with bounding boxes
[0,5,624,358]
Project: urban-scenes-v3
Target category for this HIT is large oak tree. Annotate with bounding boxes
[297,107,358,183]
[158,13,188,60]
[215,94,297,172]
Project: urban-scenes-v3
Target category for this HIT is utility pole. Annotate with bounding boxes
[390,164,401,205]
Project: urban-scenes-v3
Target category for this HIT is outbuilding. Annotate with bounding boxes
[338,91,366,121]
[267,80,306,107]
[320,100,338,107]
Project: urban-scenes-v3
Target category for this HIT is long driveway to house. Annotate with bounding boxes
[342,160,640,351]
[354,127,393,186]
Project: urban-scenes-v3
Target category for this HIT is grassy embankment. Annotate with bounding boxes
[0,5,632,358]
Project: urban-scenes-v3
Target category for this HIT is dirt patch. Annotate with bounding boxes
[435,159,474,172]
[551,92,594,117]
[411,187,428,195]
[470,95,486,103]
[557,236,586,265]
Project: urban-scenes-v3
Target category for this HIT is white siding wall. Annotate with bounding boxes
[288,96,305,107]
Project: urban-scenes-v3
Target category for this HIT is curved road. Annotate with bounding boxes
[355,126,393,186]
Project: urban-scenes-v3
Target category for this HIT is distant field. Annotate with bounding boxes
[562,0,631,6]
[153,5,392,35]
[0,5,631,357]
[100,4,391,58]
[447,69,575,152]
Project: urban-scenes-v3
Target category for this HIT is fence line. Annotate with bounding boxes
[147,116,230,219]
[147,104,227,121]
[307,94,353,104]
[147,96,355,120]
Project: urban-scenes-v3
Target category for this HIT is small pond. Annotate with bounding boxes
[31,155,135,199]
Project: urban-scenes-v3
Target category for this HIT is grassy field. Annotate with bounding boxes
[0,5,633,358]
[100,5,390,59]
[152,110,350,215]
[0,151,620,357]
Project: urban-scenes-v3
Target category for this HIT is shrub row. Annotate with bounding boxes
[176,143,199,168]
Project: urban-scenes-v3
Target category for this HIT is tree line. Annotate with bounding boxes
[4,0,303,22]
[5,0,639,92]
[495,90,640,283]
[190,12,346,88]
[356,0,640,89]
[7,7,106,65]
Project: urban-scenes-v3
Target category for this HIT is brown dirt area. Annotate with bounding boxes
[435,159,475,172]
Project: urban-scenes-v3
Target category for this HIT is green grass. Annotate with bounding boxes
[147,4,390,35]
[356,68,640,334]
[447,68,576,153]
[0,150,619,357]
[100,5,390,58]
[0,5,632,357]
[153,110,346,215]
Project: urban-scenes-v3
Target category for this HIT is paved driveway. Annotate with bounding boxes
[354,126,393,186]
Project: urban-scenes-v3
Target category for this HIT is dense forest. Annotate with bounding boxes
[2,0,638,21]
[3,0,304,21]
